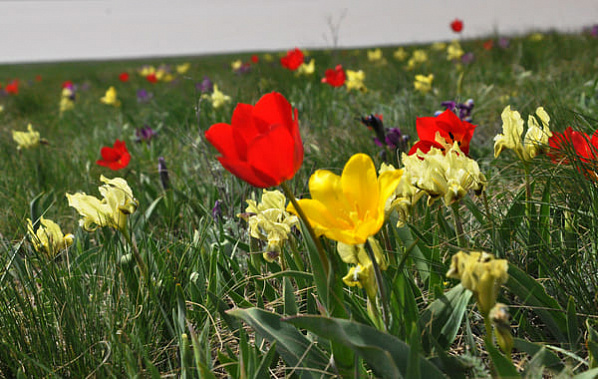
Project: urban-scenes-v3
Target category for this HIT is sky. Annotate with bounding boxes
[2,0,598,63]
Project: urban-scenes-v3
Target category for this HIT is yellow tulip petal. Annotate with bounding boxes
[308,169,349,219]
[341,154,378,221]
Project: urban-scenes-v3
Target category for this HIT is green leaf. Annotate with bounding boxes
[227,308,331,379]
[284,314,446,379]
[567,296,580,352]
[419,284,472,353]
[283,277,298,316]
[513,338,564,373]
[486,340,520,378]
[586,320,598,368]
[505,264,567,343]
[572,368,598,379]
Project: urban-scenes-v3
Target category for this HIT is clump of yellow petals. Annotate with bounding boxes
[231,59,243,71]
[201,84,231,109]
[393,47,408,61]
[66,175,138,233]
[27,217,74,259]
[403,143,486,206]
[59,87,75,114]
[380,163,424,227]
[241,189,299,262]
[12,124,47,150]
[405,49,428,70]
[287,153,403,245]
[296,59,315,76]
[447,251,509,316]
[176,62,191,74]
[139,65,155,77]
[447,40,464,61]
[367,48,386,65]
[493,105,551,161]
[155,68,174,82]
[431,42,447,51]
[414,74,434,94]
[339,237,387,299]
[345,69,367,92]
[100,86,121,107]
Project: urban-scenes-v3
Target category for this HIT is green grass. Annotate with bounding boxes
[2,31,598,377]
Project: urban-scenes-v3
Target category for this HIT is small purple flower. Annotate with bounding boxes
[135,125,157,143]
[440,99,474,122]
[196,76,213,93]
[498,37,510,49]
[137,88,153,103]
[158,157,170,190]
[235,63,252,75]
[360,114,409,153]
[591,24,598,38]
[212,200,223,222]
[360,114,386,146]
[385,128,409,150]
[461,52,475,65]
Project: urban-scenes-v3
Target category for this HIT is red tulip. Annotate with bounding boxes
[204,92,303,188]
[146,73,158,83]
[119,72,130,82]
[321,65,346,87]
[450,19,463,33]
[5,80,18,95]
[483,40,494,51]
[408,109,477,155]
[549,127,598,164]
[62,80,73,89]
[251,55,259,64]
[280,48,305,71]
[96,139,131,170]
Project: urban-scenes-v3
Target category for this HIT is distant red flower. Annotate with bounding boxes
[119,72,130,82]
[251,55,259,64]
[483,40,494,51]
[204,92,303,188]
[62,80,73,89]
[5,80,19,95]
[280,48,305,71]
[96,139,131,170]
[146,73,158,83]
[35,75,42,82]
[321,65,346,87]
[450,19,463,33]
[408,109,477,155]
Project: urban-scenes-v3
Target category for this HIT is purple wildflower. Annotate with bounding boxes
[360,114,409,153]
[137,89,153,103]
[135,125,157,143]
[591,25,598,38]
[461,52,475,65]
[196,76,213,93]
[440,99,475,122]
[212,200,223,222]
[498,37,510,49]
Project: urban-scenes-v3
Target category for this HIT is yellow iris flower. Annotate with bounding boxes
[231,59,243,71]
[241,189,299,262]
[414,74,434,94]
[27,217,74,258]
[296,59,315,76]
[201,84,231,109]
[12,124,45,150]
[393,47,408,61]
[66,175,138,233]
[176,62,191,74]
[287,153,402,245]
[100,86,121,107]
[345,69,367,92]
[447,40,464,61]
[493,105,551,161]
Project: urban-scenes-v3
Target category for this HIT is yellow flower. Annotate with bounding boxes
[296,59,315,76]
[139,65,156,76]
[231,59,243,71]
[367,48,384,63]
[529,32,544,41]
[343,262,377,299]
[447,40,464,61]
[0,104,4,113]
[493,105,551,161]
[393,47,408,61]
[414,74,434,94]
[100,86,121,107]
[59,87,75,114]
[345,69,367,92]
[263,53,274,62]
[201,84,231,109]
[447,251,509,316]
[66,175,138,233]
[340,237,389,299]
[402,144,486,206]
[405,50,428,71]
[27,217,74,258]
[431,42,447,51]
[176,62,191,74]
[287,153,402,245]
[380,163,423,227]
[241,189,298,262]
[12,124,44,150]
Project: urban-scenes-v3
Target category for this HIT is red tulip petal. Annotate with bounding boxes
[408,140,445,155]
[217,156,274,188]
[246,123,297,185]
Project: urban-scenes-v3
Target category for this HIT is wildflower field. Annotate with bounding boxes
[3,25,598,377]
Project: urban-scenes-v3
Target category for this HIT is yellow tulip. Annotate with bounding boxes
[176,62,191,74]
[100,86,121,107]
[414,74,434,94]
[296,59,315,76]
[493,105,551,161]
[66,175,138,233]
[287,153,402,245]
[345,69,367,92]
[27,217,74,258]
[12,124,44,150]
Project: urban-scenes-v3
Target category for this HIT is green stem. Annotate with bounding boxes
[451,202,467,248]
[365,239,390,332]
[280,181,330,278]
[123,229,148,282]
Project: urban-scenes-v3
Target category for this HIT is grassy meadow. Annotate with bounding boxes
[2,30,598,377]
